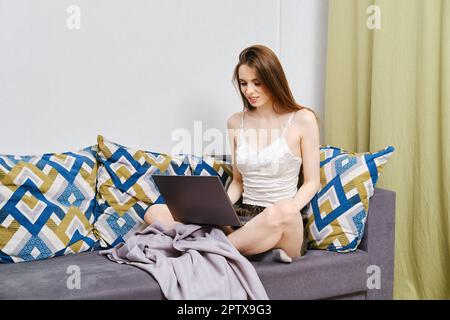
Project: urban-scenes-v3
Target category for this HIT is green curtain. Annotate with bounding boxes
[325,0,449,299]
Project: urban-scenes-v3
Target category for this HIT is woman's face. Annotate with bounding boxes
[238,64,272,108]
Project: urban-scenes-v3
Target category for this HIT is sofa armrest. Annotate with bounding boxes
[359,187,396,300]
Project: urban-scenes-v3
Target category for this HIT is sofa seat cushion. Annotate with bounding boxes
[0,250,164,299]
[250,249,369,300]
[0,248,369,300]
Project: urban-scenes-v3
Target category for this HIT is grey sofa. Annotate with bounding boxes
[0,187,395,300]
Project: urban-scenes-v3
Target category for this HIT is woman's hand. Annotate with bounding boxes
[270,198,302,215]
[263,198,303,230]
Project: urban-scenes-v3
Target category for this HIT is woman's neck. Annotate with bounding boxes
[250,103,279,120]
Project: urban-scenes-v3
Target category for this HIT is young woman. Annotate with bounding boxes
[144,45,320,261]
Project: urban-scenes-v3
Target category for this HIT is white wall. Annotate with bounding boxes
[0,0,329,155]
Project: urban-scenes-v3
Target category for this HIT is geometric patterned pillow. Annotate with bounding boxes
[94,135,191,248]
[177,154,233,189]
[301,145,395,253]
[0,146,99,263]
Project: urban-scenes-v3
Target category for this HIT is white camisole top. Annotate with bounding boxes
[235,110,302,208]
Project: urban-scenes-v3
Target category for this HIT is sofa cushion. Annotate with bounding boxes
[0,146,98,263]
[302,145,394,253]
[177,154,233,189]
[0,251,164,299]
[250,249,369,299]
[0,248,368,300]
[94,135,191,248]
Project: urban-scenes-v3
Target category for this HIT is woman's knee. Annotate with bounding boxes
[264,203,298,228]
[144,204,174,225]
[263,206,285,229]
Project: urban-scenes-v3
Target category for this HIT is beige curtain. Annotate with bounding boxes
[325,0,449,299]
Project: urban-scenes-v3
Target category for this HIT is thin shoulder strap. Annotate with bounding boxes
[238,111,245,143]
[281,112,296,138]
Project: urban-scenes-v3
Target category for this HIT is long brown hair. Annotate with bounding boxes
[232,44,318,120]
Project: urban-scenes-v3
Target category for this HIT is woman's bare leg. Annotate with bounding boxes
[144,204,178,230]
[227,205,304,258]
[273,214,304,258]
[144,204,305,257]
[144,205,237,235]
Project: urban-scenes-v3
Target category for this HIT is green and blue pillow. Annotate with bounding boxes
[302,145,395,253]
[0,146,99,263]
[179,154,233,189]
[94,135,191,248]
[2,134,388,261]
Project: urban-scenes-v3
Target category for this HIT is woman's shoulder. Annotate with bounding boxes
[293,107,318,126]
[227,111,244,129]
[291,107,319,138]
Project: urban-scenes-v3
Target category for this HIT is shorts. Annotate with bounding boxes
[232,202,309,255]
[233,202,266,226]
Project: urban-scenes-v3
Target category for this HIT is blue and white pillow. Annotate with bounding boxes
[0,146,99,263]
[302,145,395,253]
[177,154,233,189]
[94,135,191,248]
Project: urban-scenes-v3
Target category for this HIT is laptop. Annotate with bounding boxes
[152,175,242,227]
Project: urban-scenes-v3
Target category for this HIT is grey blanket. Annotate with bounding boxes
[99,222,269,300]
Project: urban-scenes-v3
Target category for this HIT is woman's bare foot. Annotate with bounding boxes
[272,248,293,263]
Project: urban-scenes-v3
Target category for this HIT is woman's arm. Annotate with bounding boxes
[226,112,244,204]
[291,110,321,210]
[227,180,243,204]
